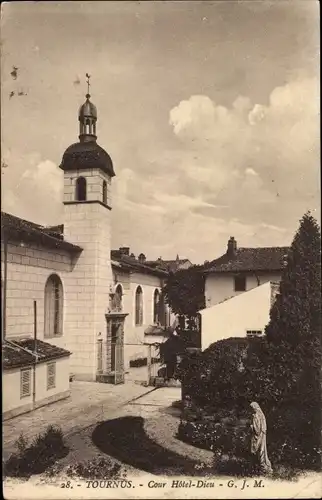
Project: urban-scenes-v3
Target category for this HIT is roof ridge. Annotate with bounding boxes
[1,211,44,228]
[2,211,82,252]
[238,245,290,250]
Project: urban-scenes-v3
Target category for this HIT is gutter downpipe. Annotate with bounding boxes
[2,230,8,340]
[33,300,37,406]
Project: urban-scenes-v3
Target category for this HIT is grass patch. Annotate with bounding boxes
[3,425,69,479]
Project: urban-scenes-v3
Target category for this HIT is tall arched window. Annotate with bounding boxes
[135,286,143,326]
[102,180,107,205]
[153,289,160,325]
[76,177,87,201]
[113,284,123,312]
[44,274,64,337]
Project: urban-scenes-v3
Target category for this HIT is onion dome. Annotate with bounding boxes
[79,94,97,120]
[60,141,115,177]
[59,80,115,177]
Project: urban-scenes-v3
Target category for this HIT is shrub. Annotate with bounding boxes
[3,425,69,479]
[65,456,121,479]
[180,336,322,471]
[177,408,251,459]
[179,337,256,408]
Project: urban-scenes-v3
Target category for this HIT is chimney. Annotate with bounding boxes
[138,253,146,263]
[119,246,130,256]
[227,236,237,257]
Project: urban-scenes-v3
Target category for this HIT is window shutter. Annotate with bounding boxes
[20,368,31,398]
[47,362,56,390]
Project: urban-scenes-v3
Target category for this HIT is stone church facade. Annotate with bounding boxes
[1,90,174,419]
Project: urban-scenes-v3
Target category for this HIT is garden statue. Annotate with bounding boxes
[249,402,273,474]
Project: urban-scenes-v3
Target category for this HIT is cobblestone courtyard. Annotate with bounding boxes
[3,380,155,459]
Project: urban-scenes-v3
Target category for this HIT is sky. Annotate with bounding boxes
[1,0,320,263]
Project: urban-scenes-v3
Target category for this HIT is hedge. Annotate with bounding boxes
[179,336,321,470]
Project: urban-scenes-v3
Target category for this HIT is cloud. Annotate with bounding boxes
[2,154,63,225]
[245,167,258,176]
[168,77,319,229]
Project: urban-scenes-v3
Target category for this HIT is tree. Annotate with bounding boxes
[261,212,321,468]
[266,212,321,348]
[162,266,205,327]
[262,213,321,399]
[263,213,321,404]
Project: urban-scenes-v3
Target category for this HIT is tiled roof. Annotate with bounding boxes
[3,339,71,370]
[111,254,168,277]
[204,246,290,273]
[144,258,192,272]
[1,212,83,253]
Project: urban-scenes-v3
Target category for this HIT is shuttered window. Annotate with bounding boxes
[47,362,56,390]
[20,368,31,398]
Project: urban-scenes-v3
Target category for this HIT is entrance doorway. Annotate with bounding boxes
[111,322,119,372]
[96,312,127,385]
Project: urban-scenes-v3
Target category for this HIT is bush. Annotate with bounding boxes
[179,337,257,408]
[177,409,251,459]
[3,425,69,479]
[181,336,322,471]
[65,456,121,479]
[265,404,321,470]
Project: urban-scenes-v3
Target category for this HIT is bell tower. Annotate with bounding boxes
[59,75,115,381]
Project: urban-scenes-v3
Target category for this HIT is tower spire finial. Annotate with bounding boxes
[85,72,91,98]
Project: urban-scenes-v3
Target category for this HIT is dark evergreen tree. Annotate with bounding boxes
[261,212,321,468]
[266,212,321,348]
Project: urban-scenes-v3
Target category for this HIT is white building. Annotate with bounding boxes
[1,90,178,419]
[200,236,289,350]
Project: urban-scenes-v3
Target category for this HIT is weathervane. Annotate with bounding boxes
[85,72,91,97]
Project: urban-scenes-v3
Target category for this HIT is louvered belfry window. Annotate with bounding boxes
[44,274,64,337]
[135,286,143,326]
[102,180,107,204]
[20,368,31,398]
[47,362,56,390]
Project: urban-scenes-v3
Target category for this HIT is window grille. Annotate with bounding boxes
[47,362,56,390]
[20,368,31,398]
